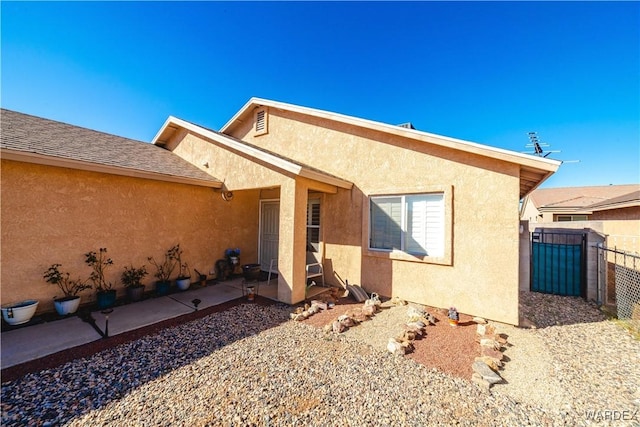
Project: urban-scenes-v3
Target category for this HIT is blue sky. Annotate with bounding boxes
[2,1,638,188]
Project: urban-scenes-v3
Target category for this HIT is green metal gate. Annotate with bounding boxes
[531,230,586,297]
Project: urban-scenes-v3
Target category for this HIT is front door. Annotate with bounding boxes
[259,201,280,271]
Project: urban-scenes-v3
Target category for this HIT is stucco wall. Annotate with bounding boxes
[592,206,640,221]
[227,108,523,324]
[1,160,260,314]
[165,129,317,304]
[170,130,291,192]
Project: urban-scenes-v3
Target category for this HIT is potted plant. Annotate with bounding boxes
[148,245,179,295]
[194,269,207,287]
[2,299,39,325]
[85,248,116,309]
[43,263,92,315]
[225,248,241,275]
[448,306,459,326]
[174,244,191,291]
[122,264,148,302]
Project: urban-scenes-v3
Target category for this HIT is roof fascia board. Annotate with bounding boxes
[590,200,640,211]
[158,116,352,190]
[298,168,352,190]
[151,115,176,145]
[222,98,561,173]
[538,206,593,214]
[1,149,222,189]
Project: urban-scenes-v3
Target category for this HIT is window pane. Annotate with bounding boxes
[307,200,320,226]
[307,227,320,252]
[306,200,321,252]
[370,197,402,250]
[406,196,428,254]
[422,194,445,256]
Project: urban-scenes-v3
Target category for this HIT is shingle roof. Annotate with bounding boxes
[1,109,221,186]
[589,189,640,210]
[530,184,640,211]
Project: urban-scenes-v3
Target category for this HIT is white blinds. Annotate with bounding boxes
[370,193,444,256]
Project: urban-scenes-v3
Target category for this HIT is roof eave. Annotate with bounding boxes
[0,149,222,189]
[221,98,562,170]
[538,206,594,214]
[590,200,640,212]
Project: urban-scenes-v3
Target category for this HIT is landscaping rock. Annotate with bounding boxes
[387,338,405,355]
[476,323,496,336]
[480,338,501,351]
[475,356,502,372]
[471,372,491,390]
[332,320,345,334]
[473,317,487,324]
[481,347,504,361]
[472,361,503,385]
[407,306,426,318]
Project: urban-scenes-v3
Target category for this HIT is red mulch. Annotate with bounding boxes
[302,298,479,380]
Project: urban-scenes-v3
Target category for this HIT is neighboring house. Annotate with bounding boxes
[1,99,560,324]
[521,184,640,223]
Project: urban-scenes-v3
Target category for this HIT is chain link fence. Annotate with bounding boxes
[598,246,640,320]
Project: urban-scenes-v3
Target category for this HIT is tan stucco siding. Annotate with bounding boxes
[592,206,640,221]
[229,108,523,324]
[1,160,259,314]
[603,220,640,253]
[520,197,542,222]
[171,131,292,191]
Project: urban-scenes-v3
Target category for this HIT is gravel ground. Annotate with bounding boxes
[2,293,639,426]
[494,292,640,425]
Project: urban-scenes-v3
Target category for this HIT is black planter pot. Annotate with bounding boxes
[155,280,171,296]
[242,264,261,281]
[97,289,117,309]
[126,285,145,302]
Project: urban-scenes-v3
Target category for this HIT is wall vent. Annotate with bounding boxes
[254,107,268,136]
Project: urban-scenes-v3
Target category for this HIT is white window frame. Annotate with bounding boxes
[369,193,445,257]
[306,198,321,252]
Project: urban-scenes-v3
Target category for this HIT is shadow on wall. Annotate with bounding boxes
[322,183,442,300]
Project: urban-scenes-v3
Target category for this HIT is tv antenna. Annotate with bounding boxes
[523,132,579,163]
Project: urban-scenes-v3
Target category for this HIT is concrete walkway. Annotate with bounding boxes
[1,282,246,370]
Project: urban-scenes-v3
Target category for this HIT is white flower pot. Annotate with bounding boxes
[176,278,191,291]
[2,300,39,325]
[54,296,81,315]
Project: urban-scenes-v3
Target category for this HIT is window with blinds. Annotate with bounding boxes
[369,193,444,257]
[307,199,321,252]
